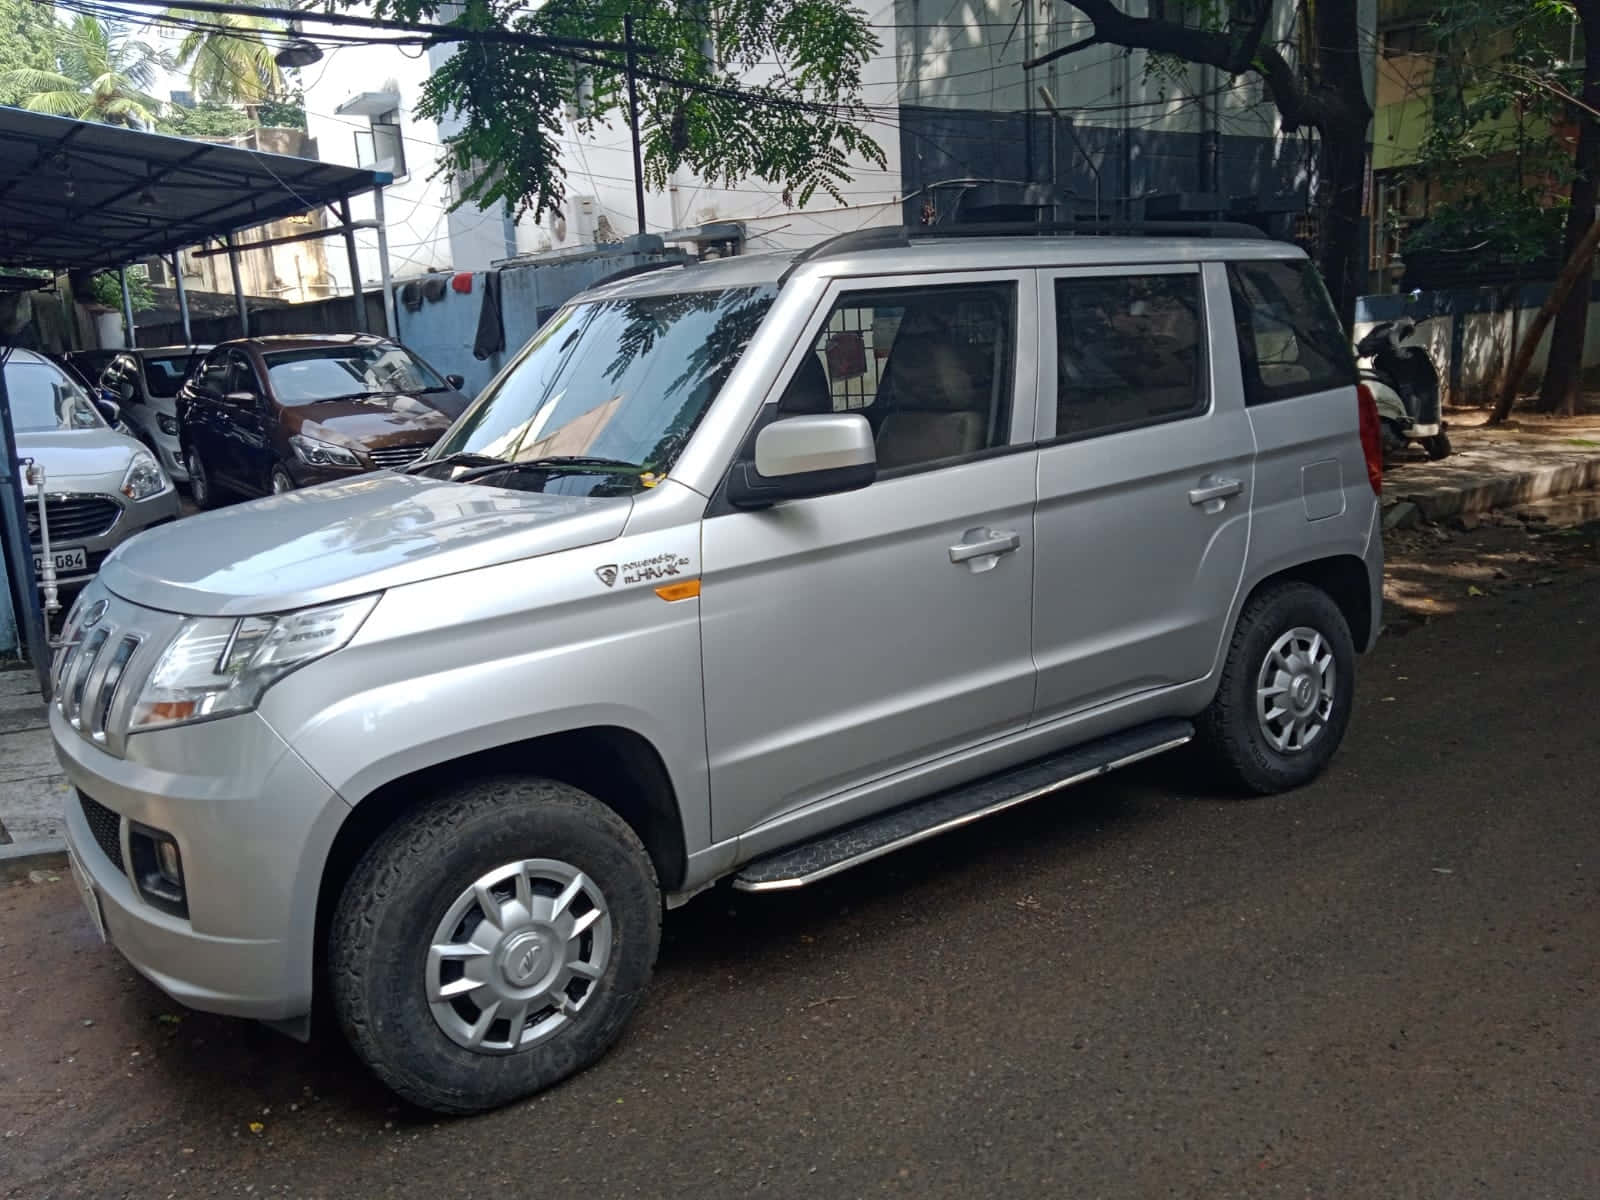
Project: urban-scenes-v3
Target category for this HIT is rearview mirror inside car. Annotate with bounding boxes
[726,413,876,509]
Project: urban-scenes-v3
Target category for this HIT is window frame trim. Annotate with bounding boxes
[1034,262,1211,446]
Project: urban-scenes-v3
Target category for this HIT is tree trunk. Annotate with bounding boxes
[1535,13,1600,416]
[1490,213,1600,422]
[1317,112,1370,332]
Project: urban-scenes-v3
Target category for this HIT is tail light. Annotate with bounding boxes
[1356,383,1383,496]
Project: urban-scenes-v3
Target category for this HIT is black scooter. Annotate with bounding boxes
[1355,318,1450,461]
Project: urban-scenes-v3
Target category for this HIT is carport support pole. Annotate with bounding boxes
[339,198,365,332]
[118,268,136,349]
[225,232,249,337]
[372,186,396,338]
[171,252,191,343]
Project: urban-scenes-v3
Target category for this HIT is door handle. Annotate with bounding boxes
[1188,477,1243,506]
[949,530,1021,563]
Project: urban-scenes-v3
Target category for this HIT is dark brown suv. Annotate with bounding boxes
[175,334,471,506]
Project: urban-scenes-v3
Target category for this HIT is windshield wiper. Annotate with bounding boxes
[402,450,507,475]
[453,455,647,483]
[304,390,401,404]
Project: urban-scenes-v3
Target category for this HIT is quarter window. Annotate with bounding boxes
[777,282,1016,472]
[1227,260,1356,405]
[1053,273,1205,438]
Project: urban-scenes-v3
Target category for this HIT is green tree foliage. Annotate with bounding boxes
[1403,0,1576,263]
[157,98,255,138]
[0,13,168,128]
[338,0,886,223]
[88,269,155,312]
[0,0,63,104]
[162,9,286,105]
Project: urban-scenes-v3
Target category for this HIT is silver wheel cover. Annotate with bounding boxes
[1255,626,1336,754]
[425,858,612,1055]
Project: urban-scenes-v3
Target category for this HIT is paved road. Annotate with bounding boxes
[3,577,1597,1199]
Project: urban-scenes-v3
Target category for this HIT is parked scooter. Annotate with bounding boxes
[1355,317,1450,460]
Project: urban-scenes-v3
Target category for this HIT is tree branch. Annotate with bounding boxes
[1023,34,1100,71]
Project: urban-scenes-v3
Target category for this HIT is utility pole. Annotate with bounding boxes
[624,13,647,235]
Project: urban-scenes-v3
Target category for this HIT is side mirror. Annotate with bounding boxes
[93,397,121,427]
[445,373,465,390]
[726,413,876,509]
[225,390,261,408]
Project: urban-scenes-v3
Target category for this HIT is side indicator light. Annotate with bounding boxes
[654,579,701,602]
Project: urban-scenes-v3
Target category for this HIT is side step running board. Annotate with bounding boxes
[732,718,1194,892]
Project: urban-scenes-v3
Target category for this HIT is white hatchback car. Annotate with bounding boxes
[5,347,180,587]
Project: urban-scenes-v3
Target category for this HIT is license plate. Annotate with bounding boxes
[66,843,107,943]
[34,546,87,575]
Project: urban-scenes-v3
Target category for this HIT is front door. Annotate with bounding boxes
[1031,262,1254,723]
[226,350,274,493]
[701,272,1040,843]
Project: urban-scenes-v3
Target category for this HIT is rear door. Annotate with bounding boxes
[1031,262,1254,724]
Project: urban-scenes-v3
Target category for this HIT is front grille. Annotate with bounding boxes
[56,626,144,740]
[25,495,121,545]
[79,792,124,872]
[367,444,431,470]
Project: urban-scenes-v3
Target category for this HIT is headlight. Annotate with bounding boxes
[157,413,179,436]
[291,433,364,468]
[121,452,170,500]
[128,594,379,732]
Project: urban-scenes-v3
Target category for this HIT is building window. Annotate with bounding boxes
[355,109,406,177]
[1380,25,1428,57]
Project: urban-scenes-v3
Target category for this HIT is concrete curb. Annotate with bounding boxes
[1392,457,1600,522]
[0,837,68,882]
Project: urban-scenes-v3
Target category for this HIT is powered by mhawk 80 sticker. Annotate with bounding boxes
[595,552,692,588]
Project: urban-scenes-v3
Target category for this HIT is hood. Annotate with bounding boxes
[14,428,145,484]
[99,472,633,617]
[292,394,457,447]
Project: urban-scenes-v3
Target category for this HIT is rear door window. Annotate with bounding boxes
[1052,272,1206,438]
[1227,260,1355,405]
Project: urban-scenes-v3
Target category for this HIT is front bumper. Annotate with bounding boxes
[152,431,189,482]
[53,705,349,1021]
[31,486,181,588]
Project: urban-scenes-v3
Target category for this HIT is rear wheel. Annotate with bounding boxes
[329,778,662,1114]
[1195,582,1356,795]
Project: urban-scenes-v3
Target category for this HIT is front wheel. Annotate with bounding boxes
[186,446,220,509]
[1195,582,1356,795]
[329,778,662,1114]
[270,464,295,494]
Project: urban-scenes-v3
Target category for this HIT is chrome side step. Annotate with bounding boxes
[732,719,1194,892]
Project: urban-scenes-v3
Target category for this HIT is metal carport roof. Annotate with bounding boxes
[0,105,391,273]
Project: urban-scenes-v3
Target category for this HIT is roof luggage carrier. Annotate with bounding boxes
[780,219,1272,282]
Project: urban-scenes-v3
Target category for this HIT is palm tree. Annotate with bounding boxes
[163,10,285,106]
[0,14,168,129]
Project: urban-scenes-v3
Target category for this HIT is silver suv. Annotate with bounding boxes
[52,226,1383,1113]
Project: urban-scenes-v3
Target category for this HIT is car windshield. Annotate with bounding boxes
[4,361,106,432]
[429,285,778,494]
[264,344,447,404]
[142,354,201,397]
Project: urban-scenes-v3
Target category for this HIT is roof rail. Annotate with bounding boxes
[780,219,1271,281]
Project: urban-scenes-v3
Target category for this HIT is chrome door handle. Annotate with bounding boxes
[949,530,1021,563]
[1188,478,1243,506]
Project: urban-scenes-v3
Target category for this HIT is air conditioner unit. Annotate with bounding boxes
[572,195,598,245]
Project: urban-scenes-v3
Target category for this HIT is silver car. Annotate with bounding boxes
[51,227,1383,1113]
[6,348,179,589]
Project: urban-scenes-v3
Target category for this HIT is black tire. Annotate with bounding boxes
[1424,432,1452,460]
[1195,582,1356,795]
[269,464,296,495]
[329,778,662,1114]
[186,446,220,509]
